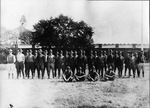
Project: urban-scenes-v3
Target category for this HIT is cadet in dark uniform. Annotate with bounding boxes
[87,66,99,81]
[87,50,94,72]
[65,51,74,73]
[124,52,131,77]
[82,50,87,74]
[103,51,108,72]
[26,49,34,79]
[64,50,69,71]
[117,51,124,78]
[70,50,75,74]
[37,49,45,79]
[107,50,115,70]
[77,50,84,73]
[33,50,38,78]
[74,67,86,81]
[93,51,99,73]
[99,51,105,78]
[47,49,55,78]
[114,51,119,73]
[62,66,74,82]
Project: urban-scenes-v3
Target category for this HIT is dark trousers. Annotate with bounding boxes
[131,65,136,78]
[55,66,61,78]
[114,64,118,72]
[118,66,123,78]
[124,65,131,76]
[27,62,34,78]
[37,64,44,79]
[25,62,29,77]
[100,65,104,78]
[83,64,86,74]
[16,61,24,79]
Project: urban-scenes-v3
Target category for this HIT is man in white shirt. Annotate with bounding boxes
[7,49,16,79]
[16,48,25,79]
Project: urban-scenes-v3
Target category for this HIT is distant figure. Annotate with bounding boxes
[74,67,86,81]
[87,66,99,81]
[62,66,74,82]
[104,66,115,81]
[7,49,16,79]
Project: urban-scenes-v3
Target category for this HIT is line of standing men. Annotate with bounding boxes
[7,48,145,79]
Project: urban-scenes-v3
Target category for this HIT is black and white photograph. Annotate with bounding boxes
[0,0,149,107]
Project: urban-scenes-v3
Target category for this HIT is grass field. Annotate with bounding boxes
[0,64,149,108]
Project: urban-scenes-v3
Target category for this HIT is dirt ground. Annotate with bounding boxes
[0,64,149,108]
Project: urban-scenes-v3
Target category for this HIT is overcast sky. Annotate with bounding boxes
[1,0,149,44]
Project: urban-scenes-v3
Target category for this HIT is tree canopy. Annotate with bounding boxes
[32,14,94,49]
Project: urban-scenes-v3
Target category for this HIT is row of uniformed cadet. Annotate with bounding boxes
[7,48,145,79]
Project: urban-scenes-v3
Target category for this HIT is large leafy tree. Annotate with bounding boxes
[32,14,94,49]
